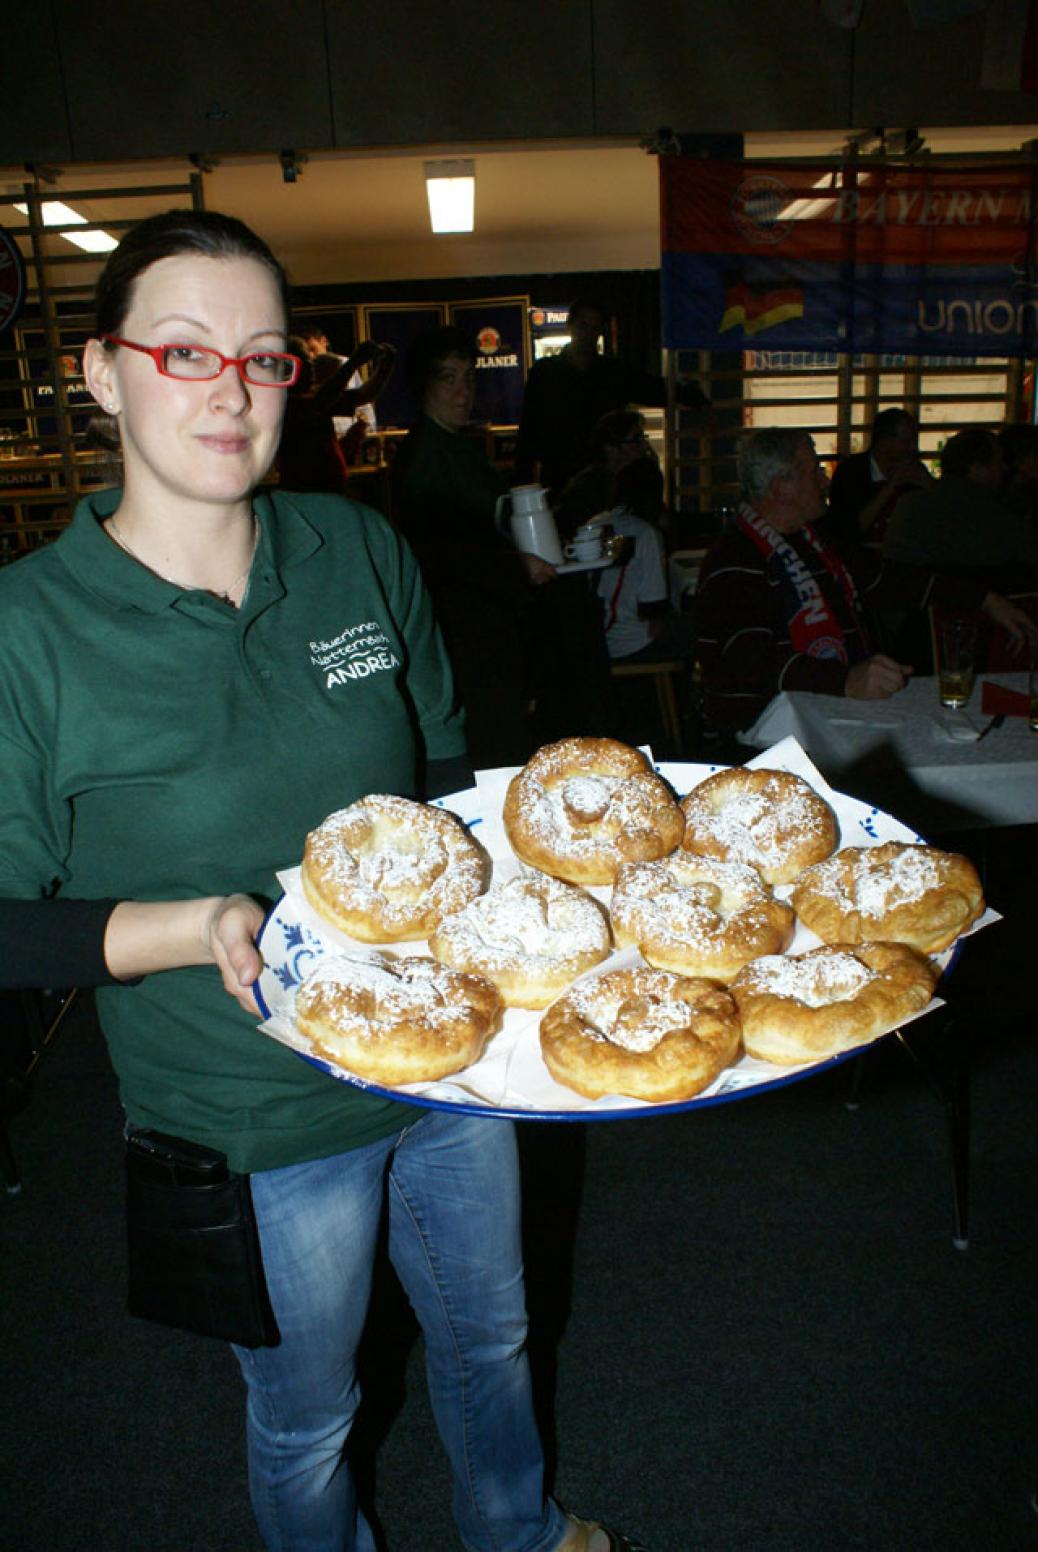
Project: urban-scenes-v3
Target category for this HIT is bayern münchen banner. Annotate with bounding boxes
[660,156,1038,358]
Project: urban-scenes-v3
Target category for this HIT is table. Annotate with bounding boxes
[743,675,1034,1248]
[741,671,1038,832]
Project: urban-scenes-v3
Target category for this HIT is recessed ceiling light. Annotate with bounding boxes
[424,160,475,234]
[13,200,118,253]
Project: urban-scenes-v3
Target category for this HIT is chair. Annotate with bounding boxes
[610,658,686,757]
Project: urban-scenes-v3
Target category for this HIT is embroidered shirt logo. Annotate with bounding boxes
[309,620,400,689]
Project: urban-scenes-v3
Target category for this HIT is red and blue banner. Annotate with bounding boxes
[660,156,1038,358]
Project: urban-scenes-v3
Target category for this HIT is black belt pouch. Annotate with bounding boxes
[125,1129,280,1348]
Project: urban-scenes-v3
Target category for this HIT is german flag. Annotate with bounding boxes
[719,281,804,337]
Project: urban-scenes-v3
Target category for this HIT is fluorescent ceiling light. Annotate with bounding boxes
[424,159,475,234]
[14,200,118,252]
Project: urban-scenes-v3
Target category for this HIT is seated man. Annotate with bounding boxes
[821,406,933,555]
[883,427,1038,588]
[694,428,911,733]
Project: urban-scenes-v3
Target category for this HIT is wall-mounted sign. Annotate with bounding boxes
[661,157,1038,358]
[449,298,527,424]
[0,226,25,335]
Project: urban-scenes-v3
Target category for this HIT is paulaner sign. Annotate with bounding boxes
[659,157,1038,357]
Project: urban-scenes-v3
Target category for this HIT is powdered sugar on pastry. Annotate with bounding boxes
[680,767,837,885]
[430,874,610,1007]
[791,842,985,954]
[734,950,873,1007]
[563,977,698,1051]
[610,853,795,981]
[294,952,502,1085]
[301,794,487,942]
[539,965,741,1100]
[503,737,684,886]
[730,942,938,1065]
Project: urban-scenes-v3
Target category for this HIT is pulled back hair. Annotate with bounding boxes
[404,325,475,401]
[737,427,811,504]
[94,209,291,339]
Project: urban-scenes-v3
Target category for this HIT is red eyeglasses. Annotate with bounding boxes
[102,335,301,387]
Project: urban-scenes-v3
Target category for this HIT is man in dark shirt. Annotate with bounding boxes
[822,407,933,555]
[695,428,912,731]
[515,297,708,499]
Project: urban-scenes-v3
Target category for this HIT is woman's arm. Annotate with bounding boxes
[0,895,264,1011]
[104,896,265,1012]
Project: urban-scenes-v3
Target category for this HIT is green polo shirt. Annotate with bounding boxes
[0,487,467,1172]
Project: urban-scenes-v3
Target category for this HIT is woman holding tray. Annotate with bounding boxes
[0,210,641,1552]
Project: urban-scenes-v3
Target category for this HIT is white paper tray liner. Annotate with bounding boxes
[257,738,996,1114]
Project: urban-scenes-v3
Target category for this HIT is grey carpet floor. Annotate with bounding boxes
[3,830,1036,1551]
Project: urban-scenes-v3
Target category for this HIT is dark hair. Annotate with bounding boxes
[998,422,1038,479]
[940,428,998,479]
[94,209,291,338]
[404,325,475,400]
[869,407,917,446]
[294,322,328,344]
[589,409,644,460]
[567,297,609,327]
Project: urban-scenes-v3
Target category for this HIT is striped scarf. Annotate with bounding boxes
[735,504,872,663]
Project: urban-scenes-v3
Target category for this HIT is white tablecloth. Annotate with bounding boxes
[740,672,1038,831]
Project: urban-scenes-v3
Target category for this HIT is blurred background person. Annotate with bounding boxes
[296,321,394,463]
[516,296,708,500]
[553,408,655,541]
[822,406,934,556]
[998,421,1038,527]
[393,326,550,767]
[883,427,1038,594]
[278,336,394,494]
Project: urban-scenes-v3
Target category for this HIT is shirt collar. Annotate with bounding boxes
[56,486,323,616]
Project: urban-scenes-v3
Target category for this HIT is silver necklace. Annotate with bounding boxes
[107,517,258,605]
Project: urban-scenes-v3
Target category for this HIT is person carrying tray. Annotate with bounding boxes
[0,208,644,1552]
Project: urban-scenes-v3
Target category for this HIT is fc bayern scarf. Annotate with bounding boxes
[735,503,872,663]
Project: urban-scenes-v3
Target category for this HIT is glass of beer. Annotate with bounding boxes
[936,617,977,709]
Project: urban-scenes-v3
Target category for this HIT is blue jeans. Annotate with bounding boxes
[233,1110,569,1552]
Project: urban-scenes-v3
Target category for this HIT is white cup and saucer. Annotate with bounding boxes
[563,523,605,564]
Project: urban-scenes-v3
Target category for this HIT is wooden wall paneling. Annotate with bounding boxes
[0,4,74,166]
[327,0,595,145]
[852,0,1038,129]
[53,0,333,161]
[591,0,854,135]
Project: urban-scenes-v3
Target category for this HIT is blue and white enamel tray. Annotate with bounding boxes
[254,738,978,1123]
